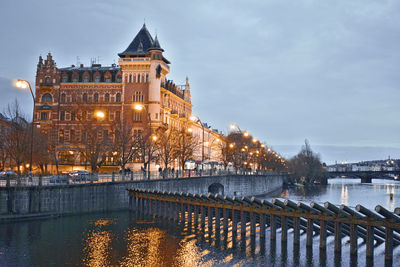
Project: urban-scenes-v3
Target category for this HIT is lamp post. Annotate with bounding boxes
[190,115,205,165]
[15,79,35,174]
[134,104,155,180]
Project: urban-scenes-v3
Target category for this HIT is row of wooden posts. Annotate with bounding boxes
[128,188,400,265]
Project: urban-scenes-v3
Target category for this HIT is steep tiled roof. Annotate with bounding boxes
[118,24,155,57]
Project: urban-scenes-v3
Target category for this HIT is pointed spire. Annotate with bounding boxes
[149,35,164,52]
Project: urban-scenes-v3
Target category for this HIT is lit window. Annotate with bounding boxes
[133,111,141,122]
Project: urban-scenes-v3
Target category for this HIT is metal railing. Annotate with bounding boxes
[129,189,400,265]
[0,169,277,187]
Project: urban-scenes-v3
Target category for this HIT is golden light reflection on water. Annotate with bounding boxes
[82,230,113,267]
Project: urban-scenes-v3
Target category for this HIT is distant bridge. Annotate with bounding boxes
[326,170,400,183]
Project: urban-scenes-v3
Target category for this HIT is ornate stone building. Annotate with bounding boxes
[34,24,223,172]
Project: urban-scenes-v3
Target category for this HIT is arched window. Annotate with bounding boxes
[94,76,100,83]
[145,74,149,82]
[94,93,99,102]
[72,76,78,83]
[116,93,121,102]
[129,74,132,83]
[105,93,110,102]
[105,77,111,83]
[60,93,66,103]
[62,76,68,83]
[83,93,88,102]
[116,76,122,82]
[41,93,52,102]
[83,76,89,83]
[137,74,141,83]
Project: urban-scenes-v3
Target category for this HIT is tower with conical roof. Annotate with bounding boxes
[118,24,170,131]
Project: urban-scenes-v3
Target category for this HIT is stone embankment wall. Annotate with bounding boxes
[0,174,286,221]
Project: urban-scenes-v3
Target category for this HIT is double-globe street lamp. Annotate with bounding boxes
[134,104,157,180]
[15,79,35,174]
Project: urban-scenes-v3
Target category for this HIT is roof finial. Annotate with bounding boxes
[143,18,146,27]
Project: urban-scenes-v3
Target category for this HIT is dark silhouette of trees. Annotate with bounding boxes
[287,140,326,184]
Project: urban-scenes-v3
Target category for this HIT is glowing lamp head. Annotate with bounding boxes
[152,135,157,141]
[229,143,234,148]
[261,144,265,148]
[252,138,257,143]
[15,79,28,89]
[134,104,144,111]
[95,111,105,118]
[187,128,193,133]
[189,115,197,121]
[243,131,249,137]
[204,141,209,146]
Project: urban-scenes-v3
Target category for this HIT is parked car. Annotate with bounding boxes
[0,170,17,179]
[69,170,97,182]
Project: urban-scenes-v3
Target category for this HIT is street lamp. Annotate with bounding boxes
[134,103,154,180]
[95,111,105,119]
[15,79,35,174]
[190,115,205,164]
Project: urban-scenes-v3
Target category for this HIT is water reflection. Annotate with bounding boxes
[82,230,112,267]
[2,179,400,267]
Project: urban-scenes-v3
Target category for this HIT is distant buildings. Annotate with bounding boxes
[326,159,399,172]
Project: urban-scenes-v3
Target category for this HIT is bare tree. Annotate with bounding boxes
[2,99,29,175]
[173,126,199,171]
[113,120,139,175]
[77,116,111,173]
[156,128,178,171]
[32,129,52,174]
[287,139,326,184]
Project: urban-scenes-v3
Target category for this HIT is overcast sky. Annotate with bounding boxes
[0,0,399,163]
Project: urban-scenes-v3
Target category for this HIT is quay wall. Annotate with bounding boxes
[0,174,286,221]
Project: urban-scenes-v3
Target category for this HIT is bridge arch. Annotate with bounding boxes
[208,183,224,195]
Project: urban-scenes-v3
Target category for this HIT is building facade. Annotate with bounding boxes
[33,24,223,173]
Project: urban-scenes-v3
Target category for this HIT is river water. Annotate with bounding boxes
[0,178,399,266]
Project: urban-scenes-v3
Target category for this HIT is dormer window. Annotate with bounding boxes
[83,76,89,83]
[72,76,78,83]
[94,76,100,83]
[116,76,122,82]
[62,76,68,83]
